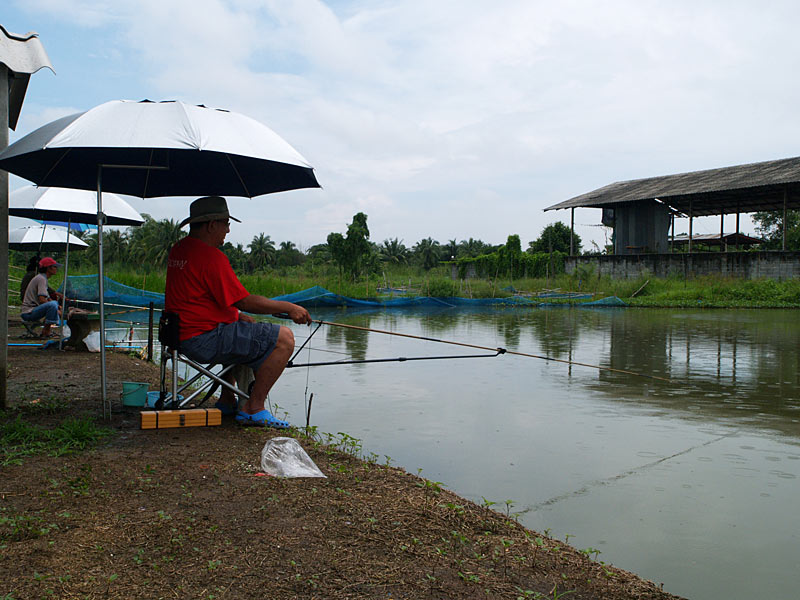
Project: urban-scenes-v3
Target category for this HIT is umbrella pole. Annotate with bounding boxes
[58,219,71,351]
[97,167,108,418]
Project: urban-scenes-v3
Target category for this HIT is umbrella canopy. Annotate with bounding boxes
[0,99,320,198]
[8,225,88,251]
[9,185,144,226]
[35,220,95,232]
[0,98,320,417]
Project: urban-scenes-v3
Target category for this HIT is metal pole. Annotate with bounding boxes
[783,187,788,251]
[0,64,8,411]
[97,166,108,418]
[58,218,71,350]
[570,207,575,256]
[670,213,675,253]
[147,301,154,362]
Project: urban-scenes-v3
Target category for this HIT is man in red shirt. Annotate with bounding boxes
[165,196,311,427]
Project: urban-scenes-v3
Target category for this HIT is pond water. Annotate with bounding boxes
[263,306,800,600]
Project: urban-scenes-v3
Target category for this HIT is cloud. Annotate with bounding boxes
[10,0,798,248]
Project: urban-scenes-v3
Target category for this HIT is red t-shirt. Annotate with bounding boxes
[165,236,249,341]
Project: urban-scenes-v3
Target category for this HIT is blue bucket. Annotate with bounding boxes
[121,382,149,407]
[146,391,184,408]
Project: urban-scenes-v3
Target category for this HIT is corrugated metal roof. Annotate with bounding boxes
[671,232,762,245]
[545,156,800,216]
[0,25,54,130]
[0,25,53,75]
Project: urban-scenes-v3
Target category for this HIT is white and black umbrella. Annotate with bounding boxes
[0,99,319,196]
[10,185,144,226]
[8,224,88,251]
[10,185,145,349]
[0,99,320,415]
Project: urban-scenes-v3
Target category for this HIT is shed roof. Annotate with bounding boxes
[0,25,54,130]
[671,232,762,246]
[544,156,800,217]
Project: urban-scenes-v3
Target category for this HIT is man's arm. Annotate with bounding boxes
[233,294,311,324]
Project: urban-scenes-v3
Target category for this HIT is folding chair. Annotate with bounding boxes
[157,312,252,410]
[20,315,44,338]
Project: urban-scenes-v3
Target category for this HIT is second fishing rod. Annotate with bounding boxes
[280,317,672,383]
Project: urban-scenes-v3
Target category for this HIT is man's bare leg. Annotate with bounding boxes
[241,326,295,415]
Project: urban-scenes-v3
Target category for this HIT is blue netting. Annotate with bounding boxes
[272,285,539,307]
[62,278,624,310]
[63,275,166,309]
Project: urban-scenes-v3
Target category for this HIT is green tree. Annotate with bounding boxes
[127,214,186,268]
[221,242,249,272]
[276,240,304,267]
[103,229,129,264]
[444,239,458,260]
[529,222,581,254]
[379,238,410,265]
[458,238,492,258]
[752,210,800,250]
[327,212,372,280]
[248,233,276,271]
[306,243,331,262]
[413,237,441,270]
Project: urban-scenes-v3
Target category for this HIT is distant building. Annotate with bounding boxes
[545,156,800,255]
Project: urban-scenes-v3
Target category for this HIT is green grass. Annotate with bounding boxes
[61,262,800,308]
[0,413,112,466]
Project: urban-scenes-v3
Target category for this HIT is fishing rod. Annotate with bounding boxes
[301,318,672,383]
[283,320,504,368]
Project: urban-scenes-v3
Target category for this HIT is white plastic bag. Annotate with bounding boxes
[84,331,101,352]
[260,437,326,478]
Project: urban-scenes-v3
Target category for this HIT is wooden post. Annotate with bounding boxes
[688,199,693,253]
[0,63,8,411]
[720,212,725,252]
[735,203,740,251]
[147,301,154,362]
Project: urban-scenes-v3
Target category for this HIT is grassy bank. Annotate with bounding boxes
[56,263,800,308]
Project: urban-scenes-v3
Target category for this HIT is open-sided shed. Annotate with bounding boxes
[545,156,800,254]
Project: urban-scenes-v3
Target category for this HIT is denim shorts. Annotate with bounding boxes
[180,321,281,373]
[21,300,60,325]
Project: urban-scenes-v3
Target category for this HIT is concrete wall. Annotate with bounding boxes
[567,251,800,280]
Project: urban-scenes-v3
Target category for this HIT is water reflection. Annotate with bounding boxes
[280,306,800,600]
[322,312,371,363]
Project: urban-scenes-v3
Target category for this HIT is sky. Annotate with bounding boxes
[4,0,800,253]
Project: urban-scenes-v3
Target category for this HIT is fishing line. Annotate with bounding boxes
[525,430,737,513]
[313,319,672,382]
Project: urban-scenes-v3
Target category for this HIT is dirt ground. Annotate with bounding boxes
[1,318,685,600]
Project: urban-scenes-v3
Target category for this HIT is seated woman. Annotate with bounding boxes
[21,257,63,338]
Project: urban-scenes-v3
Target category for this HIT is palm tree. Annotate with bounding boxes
[276,240,304,267]
[103,229,128,264]
[444,239,458,260]
[458,237,490,258]
[248,233,276,271]
[127,216,185,267]
[380,238,410,265]
[413,237,441,270]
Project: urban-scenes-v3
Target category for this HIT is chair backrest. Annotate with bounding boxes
[158,312,181,350]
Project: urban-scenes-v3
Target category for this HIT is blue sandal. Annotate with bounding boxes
[214,401,238,416]
[235,409,289,428]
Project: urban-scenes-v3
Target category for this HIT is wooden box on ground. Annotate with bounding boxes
[141,408,222,429]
